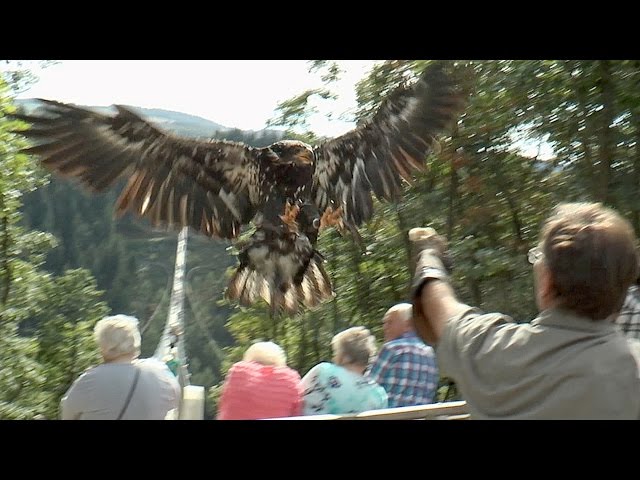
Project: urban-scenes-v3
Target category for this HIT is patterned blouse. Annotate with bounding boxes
[301,362,388,416]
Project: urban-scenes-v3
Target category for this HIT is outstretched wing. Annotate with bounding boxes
[12,100,263,239]
[311,62,464,227]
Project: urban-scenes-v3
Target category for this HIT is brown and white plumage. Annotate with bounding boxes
[15,100,262,239]
[11,62,464,315]
[311,63,463,227]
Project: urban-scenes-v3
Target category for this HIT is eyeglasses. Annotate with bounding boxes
[527,246,544,265]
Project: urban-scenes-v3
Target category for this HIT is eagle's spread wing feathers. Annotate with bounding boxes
[13,100,262,239]
[311,62,463,227]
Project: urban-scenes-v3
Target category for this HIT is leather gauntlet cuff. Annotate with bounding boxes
[411,249,450,299]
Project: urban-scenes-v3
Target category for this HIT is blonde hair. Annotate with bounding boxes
[94,315,141,361]
[331,326,377,367]
[243,341,287,367]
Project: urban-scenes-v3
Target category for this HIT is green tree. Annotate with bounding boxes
[31,269,108,419]
[0,75,109,419]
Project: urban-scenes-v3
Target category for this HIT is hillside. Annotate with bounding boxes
[14,98,285,140]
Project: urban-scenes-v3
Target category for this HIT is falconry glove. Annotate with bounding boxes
[409,228,452,298]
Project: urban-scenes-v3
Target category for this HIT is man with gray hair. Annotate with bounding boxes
[60,314,181,420]
[367,303,439,407]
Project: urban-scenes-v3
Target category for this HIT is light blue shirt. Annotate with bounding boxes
[301,362,388,415]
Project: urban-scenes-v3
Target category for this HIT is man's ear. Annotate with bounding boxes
[537,262,557,306]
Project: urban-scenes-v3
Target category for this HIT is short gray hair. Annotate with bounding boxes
[243,341,287,367]
[331,326,377,367]
[94,315,141,361]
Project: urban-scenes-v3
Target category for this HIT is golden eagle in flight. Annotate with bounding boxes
[12,62,464,315]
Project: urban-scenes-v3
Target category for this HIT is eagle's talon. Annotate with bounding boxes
[320,206,344,231]
[279,202,301,233]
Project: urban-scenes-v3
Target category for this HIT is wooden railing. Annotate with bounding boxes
[271,401,470,420]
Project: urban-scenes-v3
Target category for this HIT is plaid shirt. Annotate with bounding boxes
[367,332,438,408]
[616,286,640,341]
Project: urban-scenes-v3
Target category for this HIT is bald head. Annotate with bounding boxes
[382,303,414,342]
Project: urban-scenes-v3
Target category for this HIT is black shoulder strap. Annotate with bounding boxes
[116,367,141,420]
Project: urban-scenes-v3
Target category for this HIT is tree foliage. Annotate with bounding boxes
[0,76,108,418]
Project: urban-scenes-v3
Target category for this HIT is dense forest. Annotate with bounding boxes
[1,60,638,419]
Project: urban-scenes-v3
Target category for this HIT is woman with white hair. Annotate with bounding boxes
[217,341,303,420]
[301,326,388,415]
[60,315,181,420]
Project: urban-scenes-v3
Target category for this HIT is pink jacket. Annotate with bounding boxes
[217,361,303,420]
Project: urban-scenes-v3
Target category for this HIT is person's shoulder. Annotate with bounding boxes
[277,365,303,381]
[450,307,515,330]
[136,357,164,367]
[440,307,518,349]
[63,364,102,397]
[627,337,640,352]
[625,286,640,304]
[376,340,404,361]
[228,360,249,372]
[136,357,171,372]
[74,364,102,381]
[625,338,640,372]
[222,361,257,381]
[307,362,332,376]
[369,380,389,403]
[385,335,433,354]
[136,358,179,382]
[381,337,410,352]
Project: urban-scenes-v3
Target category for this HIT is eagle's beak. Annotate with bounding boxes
[297,151,314,165]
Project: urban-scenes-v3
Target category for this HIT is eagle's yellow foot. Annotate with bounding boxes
[279,202,301,233]
[320,206,344,231]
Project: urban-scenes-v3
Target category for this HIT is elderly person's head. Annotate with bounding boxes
[331,326,377,372]
[532,202,639,320]
[243,341,287,367]
[382,303,414,342]
[94,315,141,362]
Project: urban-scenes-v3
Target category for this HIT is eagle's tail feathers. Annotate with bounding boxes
[225,252,334,315]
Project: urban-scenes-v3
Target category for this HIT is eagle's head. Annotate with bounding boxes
[268,140,314,166]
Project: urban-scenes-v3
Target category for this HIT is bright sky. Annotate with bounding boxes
[8,60,555,159]
[12,60,378,138]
